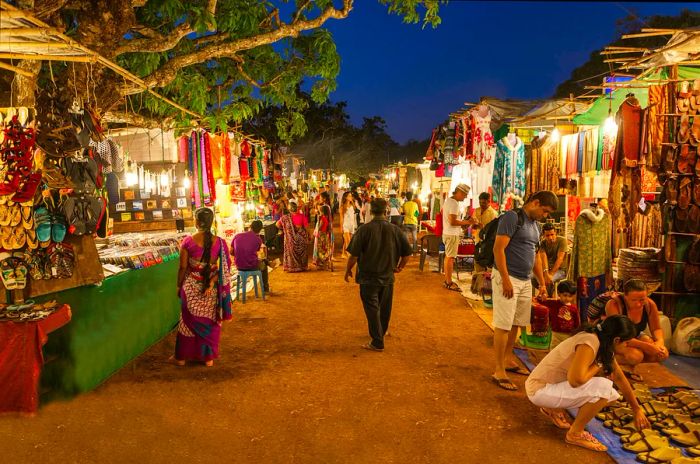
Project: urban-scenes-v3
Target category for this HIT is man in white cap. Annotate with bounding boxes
[387,189,403,226]
[442,183,472,291]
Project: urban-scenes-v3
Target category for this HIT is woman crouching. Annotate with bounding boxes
[525,315,650,452]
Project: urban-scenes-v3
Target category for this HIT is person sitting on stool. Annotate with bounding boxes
[231,220,270,293]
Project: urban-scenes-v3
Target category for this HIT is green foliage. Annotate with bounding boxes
[57,0,443,141]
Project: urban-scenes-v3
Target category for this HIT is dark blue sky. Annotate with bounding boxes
[324,1,691,143]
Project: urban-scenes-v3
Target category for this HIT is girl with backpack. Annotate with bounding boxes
[525,315,650,452]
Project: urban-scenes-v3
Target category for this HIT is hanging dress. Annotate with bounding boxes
[471,105,495,166]
[491,136,525,207]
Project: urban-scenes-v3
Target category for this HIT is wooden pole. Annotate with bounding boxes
[0,52,94,61]
[0,59,33,76]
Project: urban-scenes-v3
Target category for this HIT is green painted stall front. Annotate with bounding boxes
[41,260,180,399]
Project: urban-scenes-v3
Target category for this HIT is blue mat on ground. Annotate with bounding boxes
[514,349,699,464]
[663,354,700,389]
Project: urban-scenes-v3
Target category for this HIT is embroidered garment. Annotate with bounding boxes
[644,85,670,172]
[492,136,525,207]
[568,208,612,280]
[471,105,495,166]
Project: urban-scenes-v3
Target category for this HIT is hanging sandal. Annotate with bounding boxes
[565,431,607,452]
[34,206,52,242]
[679,115,692,143]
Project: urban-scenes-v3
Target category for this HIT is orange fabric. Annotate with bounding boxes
[209,134,223,180]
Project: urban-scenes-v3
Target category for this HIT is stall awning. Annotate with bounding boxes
[511,99,590,127]
[574,66,700,126]
[0,1,201,119]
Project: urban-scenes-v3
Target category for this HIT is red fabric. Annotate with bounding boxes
[241,140,251,158]
[203,133,216,204]
[435,211,443,237]
[0,305,71,414]
[239,159,250,180]
[530,302,550,333]
[541,299,580,333]
[222,134,231,184]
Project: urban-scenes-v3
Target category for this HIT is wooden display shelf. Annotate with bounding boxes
[112,218,194,234]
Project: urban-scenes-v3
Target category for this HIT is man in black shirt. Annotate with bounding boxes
[345,198,412,351]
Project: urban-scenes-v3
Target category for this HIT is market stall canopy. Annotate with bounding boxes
[574,66,700,126]
[620,28,700,70]
[0,1,201,119]
[510,99,591,128]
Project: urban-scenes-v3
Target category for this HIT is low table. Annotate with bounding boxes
[0,304,71,414]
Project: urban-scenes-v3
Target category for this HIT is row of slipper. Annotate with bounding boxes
[677,80,700,115]
[24,244,74,281]
[662,144,700,175]
[677,115,700,147]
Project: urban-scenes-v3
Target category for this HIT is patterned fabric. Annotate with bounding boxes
[568,209,612,280]
[471,107,495,166]
[176,236,232,362]
[279,214,309,272]
[313,204,333,269]
[645,85,669,172]
[492,136,525,207]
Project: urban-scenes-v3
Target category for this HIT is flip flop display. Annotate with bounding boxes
[596,387,700,463]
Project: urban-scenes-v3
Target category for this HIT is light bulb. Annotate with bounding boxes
[160,171,170,187]
[551,127,560,142]
[604,115,618,135]
[125,172,137,187]
[184,177,191,189]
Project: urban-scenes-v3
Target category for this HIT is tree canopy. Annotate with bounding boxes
[12,0,443,141]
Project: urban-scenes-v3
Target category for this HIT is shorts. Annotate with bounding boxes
[443,234,459,258]
[342,224,355,234]
[492,272,532,330]
[528,377,620,409]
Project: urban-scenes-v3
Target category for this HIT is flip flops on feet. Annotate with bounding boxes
[362,342,384,352]
[444,281,461,292]
[565,431,607,452]
[505,365,529,376]
[491,375,517,391]
[540,408,571,429]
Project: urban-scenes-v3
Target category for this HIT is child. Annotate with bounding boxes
[526,315,650,452]
[549,280,580,349]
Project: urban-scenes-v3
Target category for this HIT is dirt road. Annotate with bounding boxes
[0,246,612,463]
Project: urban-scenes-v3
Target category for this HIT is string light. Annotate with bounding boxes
[551,127,560,142]
[184,176,191,189]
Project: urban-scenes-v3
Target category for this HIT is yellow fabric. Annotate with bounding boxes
[402,201,419,225]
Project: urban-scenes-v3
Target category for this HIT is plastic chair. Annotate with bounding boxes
[419,234,444,272]
[236,270,265,302]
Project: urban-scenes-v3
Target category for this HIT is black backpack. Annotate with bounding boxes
[474,209,526,268]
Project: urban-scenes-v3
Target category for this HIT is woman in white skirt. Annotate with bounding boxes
[525,315,650,452]
[340,192,357,258]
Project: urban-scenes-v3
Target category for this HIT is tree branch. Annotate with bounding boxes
[103,110,176,129]
[114,21,194,56]
[142,0,353,89]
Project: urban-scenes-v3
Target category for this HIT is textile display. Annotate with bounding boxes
[568,207,611,288]
[617,247,662,291]
[528,134,560,194]
[470,104,495,166]
[492,135,525,207]
[627,202,662,248]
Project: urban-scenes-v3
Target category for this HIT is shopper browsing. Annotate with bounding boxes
[344,198,412,352]
[491,190,556,391]
[401,192,420,252]
[442,183,472,292]
[231,220,270,293]
[603,279,669,381]
[526,315,649,452]
[387,190,403,226]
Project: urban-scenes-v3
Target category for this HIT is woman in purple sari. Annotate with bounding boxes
[173,208,232,367]
[276,202,309,272]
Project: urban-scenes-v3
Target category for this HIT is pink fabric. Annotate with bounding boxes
[292,212,309,228]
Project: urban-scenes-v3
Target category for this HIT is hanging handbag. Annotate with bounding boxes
[425,129,437,161]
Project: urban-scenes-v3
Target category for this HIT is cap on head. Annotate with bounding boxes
[455,184,470,195]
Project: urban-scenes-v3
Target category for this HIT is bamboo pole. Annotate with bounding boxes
[622,31,676,39]
[0,27,59,36]
[0,60,33,76]
[0,10,30,19]
[0,42,77,49]
[0,52,94,61]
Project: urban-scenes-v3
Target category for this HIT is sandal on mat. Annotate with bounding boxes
[622,434,669,453]
[621,429,662,444]
[444,281,461,292]
[565,431,607,452]
[637,446,682,463]
[491,375,517,391]
[540,408,571,429]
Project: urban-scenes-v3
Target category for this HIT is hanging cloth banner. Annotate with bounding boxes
[203,132,216,205]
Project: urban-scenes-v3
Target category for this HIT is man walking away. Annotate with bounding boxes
[442,183,472,292]
[388,190,403,226]
[402,192,420,252]
[345,199,412,352]
[491,191,558,391]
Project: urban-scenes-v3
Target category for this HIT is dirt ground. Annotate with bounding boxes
[0,231,613,464]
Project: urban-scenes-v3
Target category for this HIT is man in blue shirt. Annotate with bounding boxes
[492,191,558,391]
